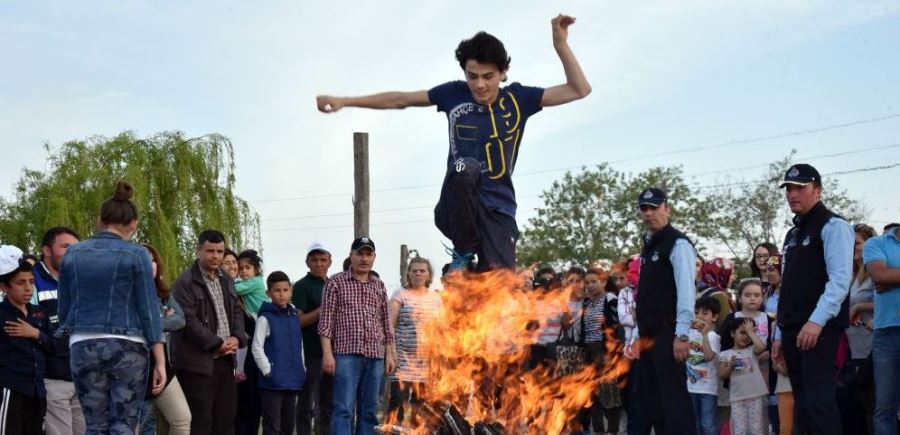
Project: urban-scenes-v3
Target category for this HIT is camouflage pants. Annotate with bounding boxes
[70,338,149,435]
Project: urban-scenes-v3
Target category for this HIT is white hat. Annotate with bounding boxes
[0,245,24,276]
[306,241,330,256]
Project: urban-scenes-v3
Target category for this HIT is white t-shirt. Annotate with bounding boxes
[686,328,721,395]
[719,346,768,402]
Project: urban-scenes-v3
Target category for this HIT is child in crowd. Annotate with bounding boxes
[0,245,52,435]
[731,278,771,387]
[764,255,794,435]
[687,296,722,435]
[252,271,305,435]
[236,249,270,317]
[235,249,266,435]
[719,318,769,435]
[582,268,621,435]
[617,256,639,348]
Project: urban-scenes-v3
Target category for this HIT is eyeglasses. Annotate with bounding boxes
[755,254,770,260]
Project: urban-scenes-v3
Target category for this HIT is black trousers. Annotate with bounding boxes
[782,325,843,435]
[296,355,332,435]
[260,389,298,435]
[178,358,237,435]
[434,157,518,271]
[0,388,45,435]
[633,332,695,435]
[236,351,262,435]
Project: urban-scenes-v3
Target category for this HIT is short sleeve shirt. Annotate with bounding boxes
[428,81,544,218]
[686,328,721,395]
[863,228,900,329]
[719,347,769,402]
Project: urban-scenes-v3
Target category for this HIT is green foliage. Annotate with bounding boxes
[517,164,718,268]
[0,131,261,281]
[706,150,867,262]
[519,153,867,270]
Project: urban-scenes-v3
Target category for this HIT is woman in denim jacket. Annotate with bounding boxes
[57,181,166,434]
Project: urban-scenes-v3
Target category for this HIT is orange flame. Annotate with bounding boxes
[386,269,645,434]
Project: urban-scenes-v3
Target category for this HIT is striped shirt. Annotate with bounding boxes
[583,296,609,343]
[390,288,442,382]
[318,271,394,359]
[203,272,231,341]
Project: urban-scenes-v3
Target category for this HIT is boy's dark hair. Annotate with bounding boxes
[266,271,290,289]
[0,261,34,286]
[535,266,556,279]
[41,226,81,249]
[237,249,263,276]
[695,296,721,315]
[564,266,586,279]
[455,31,511,72]
[224,248,237,259]
[100,181,139,225]
[342,256,351,272]
[197,229,226,247]
[884,223,900,232]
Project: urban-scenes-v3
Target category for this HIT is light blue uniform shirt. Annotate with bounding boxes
[774,216,854,340]
[633,237,696,340]
[862,227,900,329]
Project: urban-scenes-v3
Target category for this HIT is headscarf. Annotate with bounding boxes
[700,257,734,291]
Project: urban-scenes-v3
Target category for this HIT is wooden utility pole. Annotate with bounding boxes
[353,132,369,239]
[399,244,409,284]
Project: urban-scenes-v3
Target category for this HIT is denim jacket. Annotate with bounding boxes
[57,231,163,346]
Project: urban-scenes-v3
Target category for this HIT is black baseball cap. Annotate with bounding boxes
[638,187,667,208]
[780,163,821,188]
[350,236,376,252]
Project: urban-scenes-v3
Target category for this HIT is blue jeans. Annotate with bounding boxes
[331,355,384,435]
[70,338,149,435]
[691,393,717,435]
[873,326,900,435]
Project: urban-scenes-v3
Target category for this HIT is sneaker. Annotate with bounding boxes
[444,244,474,271]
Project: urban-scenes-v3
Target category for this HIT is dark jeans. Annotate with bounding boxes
[296,355,332,435]
[0,388,46,435]
[434,157,518,271]
[782,325,842,435]
[178,358,237,435]
[260,389,298,435]
[633,333,695,435]
[236,352,262,435]
[70,338,149,435]
[691,393,717,435]
[873,326,900,435]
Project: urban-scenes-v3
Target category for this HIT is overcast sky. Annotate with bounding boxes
[2,1,899,289]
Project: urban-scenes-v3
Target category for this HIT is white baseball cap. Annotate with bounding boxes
[306,241,331,257]
[0,245,24,276]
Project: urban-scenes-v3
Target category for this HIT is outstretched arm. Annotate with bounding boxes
[316,91,432,113]
[541,14,592,107]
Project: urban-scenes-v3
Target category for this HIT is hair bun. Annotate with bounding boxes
[113,181,134,201]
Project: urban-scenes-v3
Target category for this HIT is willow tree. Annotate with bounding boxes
[0,131,261,281]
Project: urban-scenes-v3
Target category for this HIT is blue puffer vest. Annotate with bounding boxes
[257,302,305,391]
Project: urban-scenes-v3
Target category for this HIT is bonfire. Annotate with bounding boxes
[376,269,639,435]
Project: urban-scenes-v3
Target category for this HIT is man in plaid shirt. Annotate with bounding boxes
[319,237,395,434]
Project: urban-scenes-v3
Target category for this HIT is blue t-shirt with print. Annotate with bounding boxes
[862,227,900,329]
[428,81,544,218]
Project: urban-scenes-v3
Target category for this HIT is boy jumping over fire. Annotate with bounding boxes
[316,14,591,272]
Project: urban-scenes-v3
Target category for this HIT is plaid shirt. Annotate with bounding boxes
[203,272,231,341]
[318,270,394,359]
